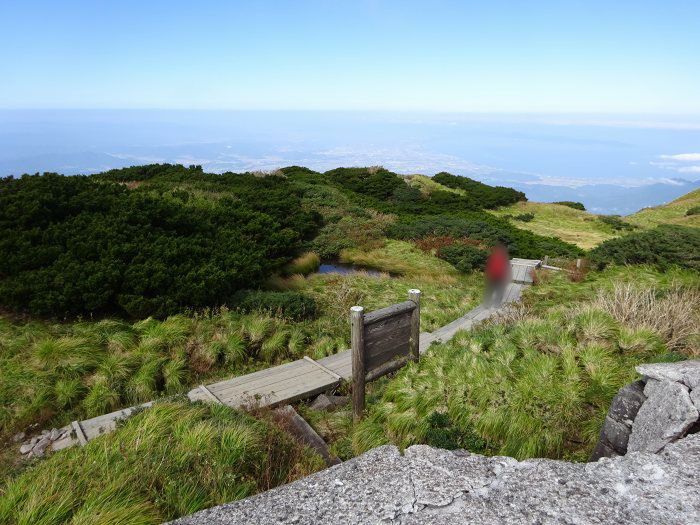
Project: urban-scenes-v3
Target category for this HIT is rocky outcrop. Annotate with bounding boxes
[628,379,698,453]
[16,425,72,459]
[170,434,700,525]
[591,360,700,460]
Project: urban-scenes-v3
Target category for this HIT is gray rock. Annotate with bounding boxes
[310,394,349,411]
[628,380,699,453]
[49,428,60,440]
[601,415,632,451]
[30,436,39,445]
[32,437,51,457]
[608,380,646,427]
[168,435,700,525]
[691,388,700,411]
[12,432,26,443]
[589,439,620,461]
[19,443,33,455]
[637,360,700,389]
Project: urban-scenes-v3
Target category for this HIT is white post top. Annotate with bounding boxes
[408,289,421,295]
[351,306,364,312]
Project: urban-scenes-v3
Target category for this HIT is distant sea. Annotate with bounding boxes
[1,110,699,215]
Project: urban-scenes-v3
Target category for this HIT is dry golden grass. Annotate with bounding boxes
[591,282,700,356]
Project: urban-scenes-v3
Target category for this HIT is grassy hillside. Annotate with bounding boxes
[2,165,697,524]
[490,201,618,249]
[405,174,465,196]
[627,188,700,228]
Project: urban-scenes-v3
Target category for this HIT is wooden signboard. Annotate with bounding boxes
[351,289,421,421]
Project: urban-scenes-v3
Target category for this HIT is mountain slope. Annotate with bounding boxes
[489,201,618,250]
[627,188,700,229]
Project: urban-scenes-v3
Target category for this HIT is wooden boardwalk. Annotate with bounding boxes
[51,259,540,452]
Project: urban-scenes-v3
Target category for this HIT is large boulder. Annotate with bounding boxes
[169,435,700,524]
[592,360,700,460]
[590,380,646,460]
[628,379,699,453]
[636,361,700,390]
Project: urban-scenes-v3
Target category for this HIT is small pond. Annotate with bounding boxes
[317,262,383,277]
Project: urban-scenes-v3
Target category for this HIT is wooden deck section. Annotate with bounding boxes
[51,259,540,452]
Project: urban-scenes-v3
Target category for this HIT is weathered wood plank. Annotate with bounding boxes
[207,360,307,391]
[365,333,411,370]
[211,362,328,401]
[199,385,223,404]
[209,360,314,397]
[216,368,340,409]
[221,372,340,409]
[351,306,366,422]
[408,289,421,362]
[365,354,412,382]
[364,312,412,344]
[363,301,415,326]
[303,356,342,380]
[274,405,339,466]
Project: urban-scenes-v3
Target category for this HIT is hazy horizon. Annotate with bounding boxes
[2,109,699,214]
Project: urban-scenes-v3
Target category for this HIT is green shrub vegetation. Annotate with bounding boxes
[590,224,700,271]
[233,291,319,320]
[388,215,583,259]
[0,401,324,524]
[597,215,636,232]
[438,244,489,273]
[432,172,526,208]
[553,201,586,211]
[513,212,535,222]
[686,205,700,216]
[0,171,320,318]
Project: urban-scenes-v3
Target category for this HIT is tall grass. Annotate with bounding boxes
[0,310,320,439]
[284,252,321,276]
[590,282,700,356]
[0,401,324,524]
[353,300,681,461]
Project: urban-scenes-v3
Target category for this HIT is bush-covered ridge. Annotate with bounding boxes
[0,165,584,319]
[0,171,321,318]
[553,201,586,211]
[590,224,700,271]
[432,171,526,208]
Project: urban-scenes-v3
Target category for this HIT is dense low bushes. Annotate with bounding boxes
[438,244,489,273]
[0,401,324,524]
[324,166,405,200]
[433,172,526,208]
[590,224,700,270]
[554,201,586,211]
[388,215,583,259]
[686,205,700,216]
[233,291,319,320]
[0,173,320,318]
[597,215,635,231]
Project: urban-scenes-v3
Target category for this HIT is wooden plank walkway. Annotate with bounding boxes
[50,259,540,452]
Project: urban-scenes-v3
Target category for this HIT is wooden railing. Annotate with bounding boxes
[350,289,421,421]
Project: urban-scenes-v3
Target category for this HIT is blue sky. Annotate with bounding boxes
[2,0,700,112]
